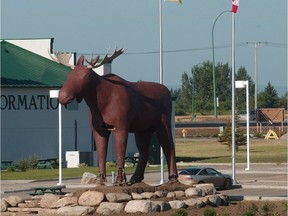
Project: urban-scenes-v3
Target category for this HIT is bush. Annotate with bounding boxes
[27,155,41,169]
[6,166,16,172]
[171,209,188,216]
[16,158,29,171]
[106,161,116,167]
[243,203,259,216]
[203,208,216,216]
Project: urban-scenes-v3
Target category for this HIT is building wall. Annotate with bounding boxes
[1,87,138,163]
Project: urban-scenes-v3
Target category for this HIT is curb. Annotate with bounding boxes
[228,195,288,201]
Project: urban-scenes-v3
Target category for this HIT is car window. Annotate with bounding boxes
[179,168,201,175]
[199,170,208,175]
[206,168,219,176]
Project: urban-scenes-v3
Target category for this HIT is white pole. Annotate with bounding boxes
[231,12,236,184]
[245,81,250,170]
[159,0,164,184]
[57,102,63,185]
[49,90,63,186]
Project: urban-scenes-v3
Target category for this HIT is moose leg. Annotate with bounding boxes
[113,131,128,185]
[93,130,110,184]
[130,131,153,184]
[156,123,178,183]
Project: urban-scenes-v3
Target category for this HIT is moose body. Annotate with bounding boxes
[58,52,178,184]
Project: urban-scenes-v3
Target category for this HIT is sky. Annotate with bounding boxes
[1,0,287,95]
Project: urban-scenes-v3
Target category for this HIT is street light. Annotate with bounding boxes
[159,0,164,184]
[235,80,250,171]
[246,42,268,111]
[191,63,203,121]
[49,89,63,186]
[212,10,231,118]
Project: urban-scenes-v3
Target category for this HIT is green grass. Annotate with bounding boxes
[1,138,287,180]
[0,166,161,181]
[175,138,287,163]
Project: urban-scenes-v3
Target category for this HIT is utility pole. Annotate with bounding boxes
[246,42,268,111]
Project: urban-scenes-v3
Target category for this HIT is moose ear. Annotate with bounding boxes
[77,56,85,66]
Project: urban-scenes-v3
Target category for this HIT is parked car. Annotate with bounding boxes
[239,110,256,121]
[178,167,233,190]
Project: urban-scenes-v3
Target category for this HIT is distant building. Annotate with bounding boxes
[1,38,138,165]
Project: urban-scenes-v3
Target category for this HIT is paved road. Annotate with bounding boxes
[1,163,287,201]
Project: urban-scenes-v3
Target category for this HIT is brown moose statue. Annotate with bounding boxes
[57,49,178,185]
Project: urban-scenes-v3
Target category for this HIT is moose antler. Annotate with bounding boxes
[86,48,125,69]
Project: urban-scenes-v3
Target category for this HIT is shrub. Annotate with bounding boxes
[16,158,29,171]
[27,155,41,169]
[243,203,258,216]
[261,202,275,216]
[6,166,16,172]
[203,208,216,216]
[78,163,87,168]
[106,161,116,167]
[171,209,188,216]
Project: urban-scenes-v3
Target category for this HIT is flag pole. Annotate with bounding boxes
[159,0,164,184]
[231,10,236,185]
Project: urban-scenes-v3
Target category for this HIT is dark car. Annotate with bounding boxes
[178,167,233,190]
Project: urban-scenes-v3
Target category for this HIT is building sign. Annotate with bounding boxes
[1,94,59,110]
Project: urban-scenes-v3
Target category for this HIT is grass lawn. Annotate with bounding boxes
[175,138,287,163]
[1,138,287,180]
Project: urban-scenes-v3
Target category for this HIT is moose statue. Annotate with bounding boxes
[56,49,178,185]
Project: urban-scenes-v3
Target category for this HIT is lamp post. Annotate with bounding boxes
[246,42,267,111]
[191,69,195,121]
[212,10,230,118]
[236,80,250,170]
[159,0,164,184]
[49,90,63,186]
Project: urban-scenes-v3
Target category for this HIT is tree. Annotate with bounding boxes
[258,82,279,108]
[218,117,246,152]
[278,92,288,109]
[235,67,254,112]
[175,72,191,115]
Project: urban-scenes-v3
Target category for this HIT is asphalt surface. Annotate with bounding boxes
[1,163,287,201]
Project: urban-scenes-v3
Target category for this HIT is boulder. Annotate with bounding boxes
[78,191,104,206]
[218,193,229,206]
[141,192,156,199]
[154,190,168,198]
[184,198,204,208]
[96,202,125,215]
[1,199,9,212]
[131,192,143,200]
[51,196,78,208]
[195,184,216,196]
[125,200,159,213]
[57,206,95,215]
[105,193,132,202]
[166,191,176,198]
[40,194,61,208]
[3,196,24,207]
[207,194,222,207]
[151,201,171,211]
[185,187,201,197]
[81,172,97,184]
[175,190,185,198]
[169,200,187,209]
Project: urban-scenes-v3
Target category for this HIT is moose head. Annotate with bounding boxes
[53,49,125,105]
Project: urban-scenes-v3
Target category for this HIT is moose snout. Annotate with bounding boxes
[58,90,74,105]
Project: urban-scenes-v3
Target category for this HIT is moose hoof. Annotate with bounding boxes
[97,173,107,185]
[129,176,143,185]
[168,174,179,184]
[113,181,128,186]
